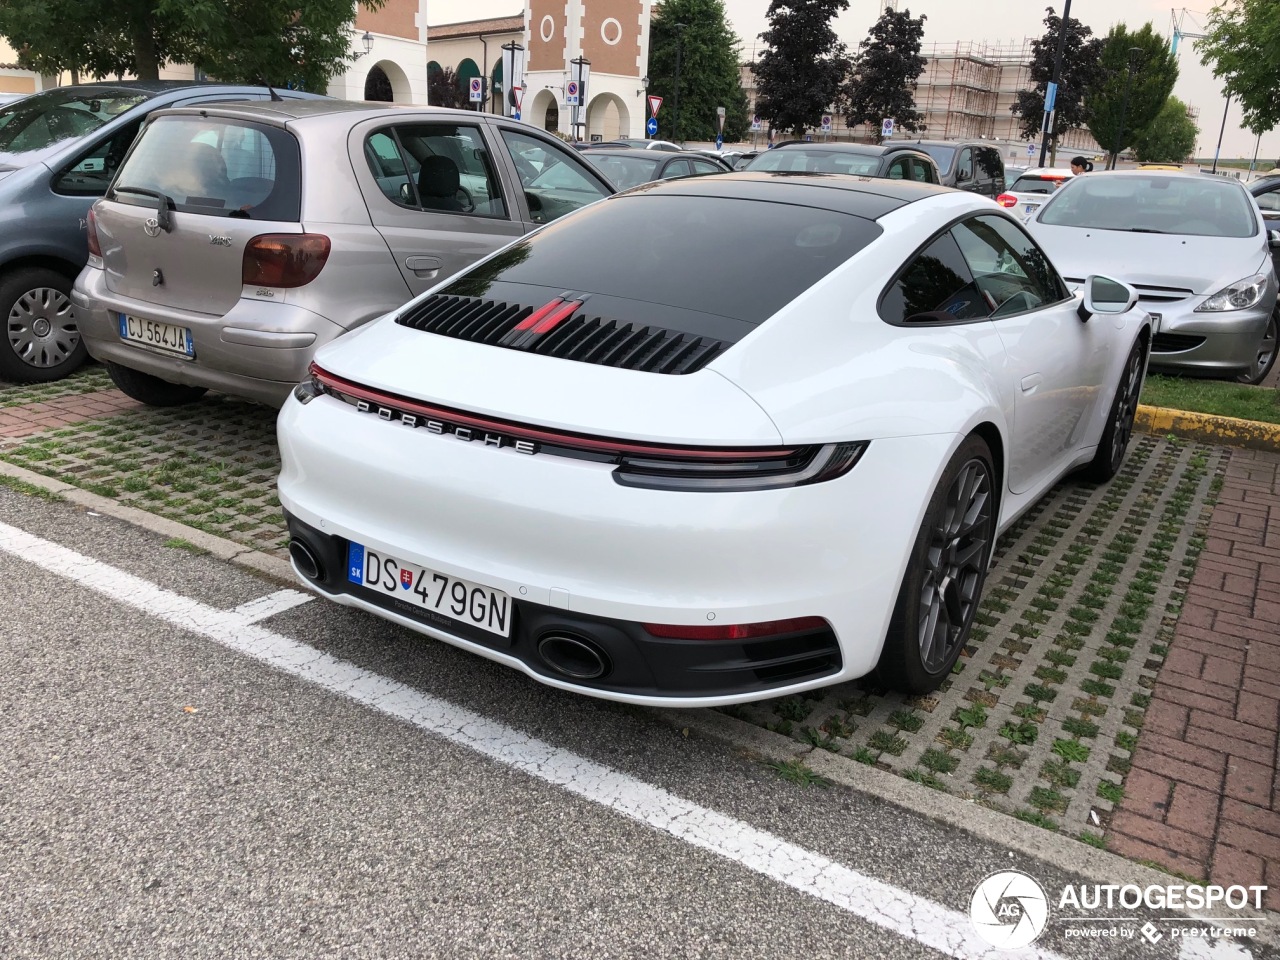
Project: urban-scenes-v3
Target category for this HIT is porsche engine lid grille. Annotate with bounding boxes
[395,294,726,375]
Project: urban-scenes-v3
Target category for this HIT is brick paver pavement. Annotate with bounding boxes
[0,389,143,439]
[1111,447,1280,909]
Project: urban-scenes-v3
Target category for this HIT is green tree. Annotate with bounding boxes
[1132,95,1198,162]
[0,0,385,89]
[648,0,749,142]
[1011,7,1103,158]
[754,0,850,139]
[841,7,927,142]
[428,66,465,110]
[1084,22,1179,167]
[1199,0,1280,136]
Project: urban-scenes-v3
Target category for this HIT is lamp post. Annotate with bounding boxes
[570,56,590,141]
[1038,0,1071,164]
[672,23,688,144]
[361,31,374,57]
[1211,95,1231,175]
[1109,47,1144,170]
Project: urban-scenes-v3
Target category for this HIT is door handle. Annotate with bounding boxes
[1020,374,1043,393]
[405,256,442,277]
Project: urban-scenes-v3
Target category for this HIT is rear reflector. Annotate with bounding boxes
[86,208,102,258]
[243,233,331,288]
[643,616,828,641]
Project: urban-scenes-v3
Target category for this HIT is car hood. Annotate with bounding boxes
[1030,222,1268,294]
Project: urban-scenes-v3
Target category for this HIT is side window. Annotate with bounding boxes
[978,148,1003,184]
[881,232,990,324]
[887,156,909,180]
[908,158,931,183]
[951,214,1067,318]
[1255,189,1280,212]
[53,119,143,196]
[499,129,610,224]
[956,148,974,184]
[661,158,692,179]
[386,124,506,217]
[689,158,723,176]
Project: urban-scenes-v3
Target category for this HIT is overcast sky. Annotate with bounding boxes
[429,1,1276,162]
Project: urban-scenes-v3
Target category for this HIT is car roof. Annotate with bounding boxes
[1013,167,1074,177]
[50,80,313,99]
[907,139,997,148]
[772,142,911,157]
[583,148,670,160]
[616,170,952,218]
[149,99,481,125]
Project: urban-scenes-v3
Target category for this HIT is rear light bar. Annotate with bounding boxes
[643,616,828,641]
[305,364,869,491]
[243,233,331,288]
[995,193,1017,208]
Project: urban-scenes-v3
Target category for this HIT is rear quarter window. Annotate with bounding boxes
[111,115,301,221]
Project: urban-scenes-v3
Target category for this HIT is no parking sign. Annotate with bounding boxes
[566,80,580,106]
[469,77,483,103]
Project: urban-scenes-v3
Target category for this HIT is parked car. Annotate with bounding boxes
[1028,170,1278,383]
[907,139,1006,197]
[742,142,940,183]
[576,138,682,152]
[0,81,324,383]
[72,100,615,407]
[278,174,1149,706]
[583,148,729,190]
[995,167,1074,219]
[1245,174,1280,382]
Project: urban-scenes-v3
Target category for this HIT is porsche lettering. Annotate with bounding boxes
[354,400,537,454]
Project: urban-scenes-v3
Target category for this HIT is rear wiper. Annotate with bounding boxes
[112,185,174,233]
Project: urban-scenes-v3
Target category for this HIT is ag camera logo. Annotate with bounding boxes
[971,871,1050,949]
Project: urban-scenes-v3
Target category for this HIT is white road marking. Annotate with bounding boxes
[231,589,313,623]
[0,519,1075,959]
[1180,937,1260,959]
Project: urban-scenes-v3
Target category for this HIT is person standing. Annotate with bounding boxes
[1070,156,1094,175]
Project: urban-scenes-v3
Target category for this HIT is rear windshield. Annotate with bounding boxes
[1010,174,1070,195]
[915,144,956,174]
[0,88,148,154]
[1039,175,1258,238]
[111,115,301,220]
[444,194,883,324]
[584,153,661,189]
[745,148,880,177]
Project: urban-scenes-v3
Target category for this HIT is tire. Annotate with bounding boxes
[1082,338,1145,483]
[876,435,997,694]
[106,362,207,407]
[1236,305,1279,385]
[0,266,86,383]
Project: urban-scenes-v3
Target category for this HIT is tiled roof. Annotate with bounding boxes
[427,16,524,40]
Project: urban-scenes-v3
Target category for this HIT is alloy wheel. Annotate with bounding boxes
[8,286,79,368]
[1240,310,1278,384]
[917,458,993,673]
[1110,347,1144,468]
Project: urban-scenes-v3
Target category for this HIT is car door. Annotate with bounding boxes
[491,127,613,229]
[47,115,147,261]
[1253,181,1280,276]
[979,147,1006,197]
[953,148,976,192]
[951,214,1109,492]
[349,118,525,296]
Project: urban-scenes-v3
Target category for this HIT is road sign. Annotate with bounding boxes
[469,77,483,103]
[715,135,723,151]
[1027,142,1037,157]
[566,80,580,106]
[881,118,895,139]
[513,110,521,121]
[648,95,662,118]
[646,116,658,138]
[820,114,833,132]
[716,105,726,135]
[750,115,762,132]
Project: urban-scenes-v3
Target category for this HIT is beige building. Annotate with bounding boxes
[426,16,524,114]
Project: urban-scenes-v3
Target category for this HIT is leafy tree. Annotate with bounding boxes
[1010,6,1103,160]
[841,7,927,142]
[1085,22,1178,167]
[0,0,386,89]
[1199,0,1280,136]
[428,66,465,110]
[648,0,749,142]
[754,0,850,139]
[1132,95,1198,163]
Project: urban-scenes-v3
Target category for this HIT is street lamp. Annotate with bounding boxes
[672,23,688,144]
[636,74,649,97]
[1109,47,1145,170]
[570,55,590,141]
[361,31,374,57]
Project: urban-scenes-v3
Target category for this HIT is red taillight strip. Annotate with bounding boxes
[510,298,565,333]
[530,300,581,335]
[309,363,801,462]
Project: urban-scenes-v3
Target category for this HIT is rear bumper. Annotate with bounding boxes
[73,266,346,407]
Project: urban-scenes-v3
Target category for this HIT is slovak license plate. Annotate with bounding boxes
[118,313,193,357]
[347,541,512,638]
[1024,204,1037,215]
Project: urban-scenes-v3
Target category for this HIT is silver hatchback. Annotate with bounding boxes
[73,100,614,406]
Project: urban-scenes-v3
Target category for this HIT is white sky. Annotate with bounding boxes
[428,1,1276,162]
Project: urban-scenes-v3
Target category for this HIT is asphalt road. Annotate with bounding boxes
[0,489,1271,960]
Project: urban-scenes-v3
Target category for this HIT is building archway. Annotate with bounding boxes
[528,89,559,134]
[586,92,630,142]
[364,59,411,102]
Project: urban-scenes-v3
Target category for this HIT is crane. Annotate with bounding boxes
[1170,7,1209,55]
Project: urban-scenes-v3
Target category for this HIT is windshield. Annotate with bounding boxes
[584,154,661,189]
[1010,174,1070,195]
[1039,175,1258,238]
[744,148,880,176]
[0,88,148,155]
[914,144,956,174]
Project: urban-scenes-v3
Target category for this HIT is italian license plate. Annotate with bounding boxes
[347,541,512,638]
[118,313,193,357]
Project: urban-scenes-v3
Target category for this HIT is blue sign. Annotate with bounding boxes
[1044,82,1058,114]
[513,110,521,121]
[715,134,723,151]
[1027,142,1036,157]
[646,116,658,137]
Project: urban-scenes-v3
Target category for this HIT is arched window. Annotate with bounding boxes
[364,65,392,102]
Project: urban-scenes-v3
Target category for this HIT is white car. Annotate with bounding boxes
[277,175,1151,707]
[996,167,1074,220]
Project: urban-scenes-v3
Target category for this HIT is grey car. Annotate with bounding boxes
[583,148,729,189]
[741,142,940,183]
[73,100,615,407]
[0,81,324,383]
[909,140,1006,197]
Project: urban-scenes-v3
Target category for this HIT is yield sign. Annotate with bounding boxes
[648,95,663,118]
[512,85,524,111]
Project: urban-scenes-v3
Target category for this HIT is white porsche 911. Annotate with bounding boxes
[277,173,1152,707]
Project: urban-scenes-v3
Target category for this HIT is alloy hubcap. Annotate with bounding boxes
[1249,313,1278,381]
[8,286,78,368]
[1110,351,1142,467]
[917,459,993,673]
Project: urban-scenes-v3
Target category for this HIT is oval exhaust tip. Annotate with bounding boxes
[538,633,609,681]
[289,539,322,581]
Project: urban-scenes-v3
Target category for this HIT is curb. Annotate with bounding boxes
[1136,403,1280,452]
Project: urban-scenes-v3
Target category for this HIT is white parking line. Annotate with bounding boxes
[231,589,313,623]
[0,518,1066,959]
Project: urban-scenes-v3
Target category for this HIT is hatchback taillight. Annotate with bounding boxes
[86,207,102,258]
[996,193,1018,208]
[242,234,331,288]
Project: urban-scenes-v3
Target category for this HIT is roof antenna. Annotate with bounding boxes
[259,76,284,102]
